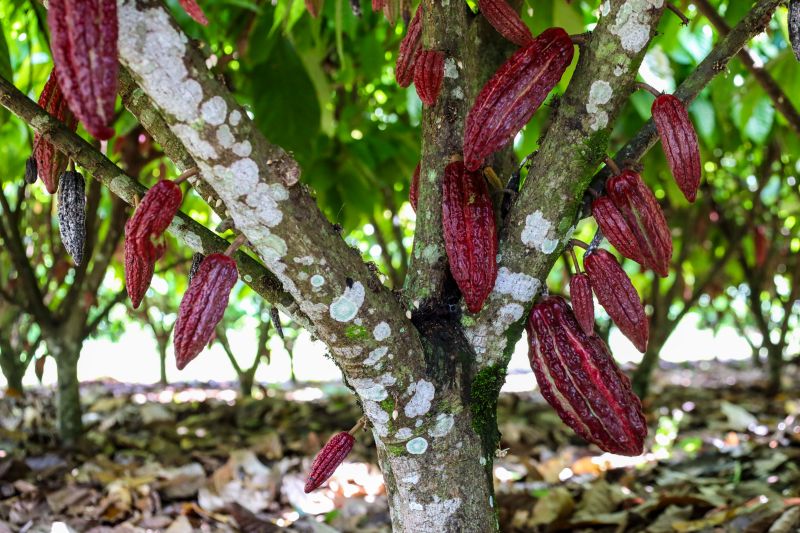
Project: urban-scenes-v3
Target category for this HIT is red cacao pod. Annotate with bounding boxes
[605,170,672,277]
[124,219,157,309]
[179,0,209,25]
[413,50,444,107]
[591,196,645,266]
[409,162,420,211]
[442,161,498,313]
[527,295,647,456]
[304,431,355,492]
[395,6,423,88]
[174,253,239,369]
[652,94,701,202]
[584,249,648,353]
[33,73,78,194]
[47,0,118,140]
[478,0,533,47]
[569,273,594,336]
[127,180,183,263]
[754,225,768,268]
[463,27,573,171]
[372,0,385,11]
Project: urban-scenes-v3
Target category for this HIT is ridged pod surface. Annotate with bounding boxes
[127,180,183,263]
[527,296,647,456]
[47,0,118,140]
[652,94,701,202]
[304,432,355,492]
[606,170,672,277]
[179,0,209,24]
[478,0,533,47]
[592,196,645,265]
[174,253,239,370]
[569,273,594,336]
[124,219,157,309]
[463,27,574,171]
[413,50,445,107]
[790,0,800,61]
[409,163,420,211]
[754,225,768,268]
[584,249,649,353]
[442,161,498,313]
[57,170,87,266]
[395,6,423,88]
[33,73,78,194]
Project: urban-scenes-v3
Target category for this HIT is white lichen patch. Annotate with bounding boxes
[404,380,435,418]
[422,244,440,265]
[351,373,396,402]
[216,124,235,148]
[401,472,420,485]
[228,110,242,126]
[521,211,557,254]
[428,413,455,438]
[406,437,428,454]
[310,274,325,287]
[364,401,391,437]
[541,238,559,254]
[201,96,228,126]
[293,256,315,265]
[232,140,252,157]
[425,497,461,525]
[329,281,365,322]
[364,346,388,367]
[586,80,612,131]
[173,124,218,160]
[444,58,459,79]
[373,322,391,341]
[333,345,363,358]
[493,267,541,302]
[610,0,663,53]
[614,64,626,76]
[395,427,414,440]
[599,0,610,16]
[464,322,489,359]
[494,303,524,335]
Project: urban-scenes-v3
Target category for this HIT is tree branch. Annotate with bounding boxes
[83,288,128,338]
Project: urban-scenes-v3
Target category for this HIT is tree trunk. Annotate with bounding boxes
[766,343,783,394]
[157,340,168,386]
[51,341,82,443]
[239,371,254,397]
[0,342,25,393]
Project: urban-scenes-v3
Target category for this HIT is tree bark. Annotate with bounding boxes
[0,346,25,393]
[158,339,168,386]
[49,340,82,443]
[766,343,782,395]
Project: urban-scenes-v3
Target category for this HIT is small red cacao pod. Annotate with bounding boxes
[478,0,533,47]
[652,94,701,202]
[127,180,183,263]
[33,73,78,194]
[569,273,594,336]
[442,161,498,313]
[526,295,647,456]
[174,253,239,370]
[754,225,768,268]
[584,249,648,353]
[409,162,420,211]
[606,170,672,277]
[304,431,355,492]
[47,0,118,140]
[591,196,645,266]
[124,219,157,309]
[395,7,423,88]
[413,50,444,107]
[179,0,209,25]
[463,27,573,171]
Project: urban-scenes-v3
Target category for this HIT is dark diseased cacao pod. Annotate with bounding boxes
[652,94,701,202]
[304,431,355,492]
[463,27,573,171]
[25,157,38,185]
[584,249,648,353]
[591,196,645,266]
[442,161,498,313]
[179,0,209,25]
[569,273,594,336]
[34,73,78,194]
[527,295,647,456]
[174,253,239,370]
[47,0,118,140]
[605,170,672,278]
[57,170,86,266]
[188,252,205,283]
[478,0,533,47]
[790,0,800,61]
[395,6,422,88]
[409,162,420,212]
[413,50,444,107]
[754,225,767,268]
[127,180,183,263]
[125,219,156,309]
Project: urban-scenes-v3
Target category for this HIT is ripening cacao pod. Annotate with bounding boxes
[188,252,205,283]
[413,50,444,107]
[754,225,768,268]
[478,0,533,47]
[57,170,87,266]
[25,157,38,185]
[409,162,420,211]
[527,296,647,456]
[605,170,672,277]
[372,0,385,10]
[790,0,800,61]
[442,161,498,313]
[127,180,183,263]
[569,273,594,336]
[47,0,118,140]
[124,219,157,309]
[395,6,423,88]
[651,94,701,202]
[174,253,239,369]
[304,431,355,492]
[463,27,573,171]
[584,249,648,353]
[591,196,645,265]
[33,73,78,194]
[179,0,209,25]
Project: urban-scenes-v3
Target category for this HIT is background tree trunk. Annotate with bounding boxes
[50,340,82,443]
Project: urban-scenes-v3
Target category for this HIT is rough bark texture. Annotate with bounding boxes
[51,340,82,444]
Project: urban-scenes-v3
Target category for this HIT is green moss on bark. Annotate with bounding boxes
[469,364,506,453]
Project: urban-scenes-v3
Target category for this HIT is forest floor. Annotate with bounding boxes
[1,359,799,533]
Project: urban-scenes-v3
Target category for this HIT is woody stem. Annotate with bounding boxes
[224,233,248,256]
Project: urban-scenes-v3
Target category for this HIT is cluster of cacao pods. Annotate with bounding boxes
[393,6,446,107]
[32,73,78,194]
